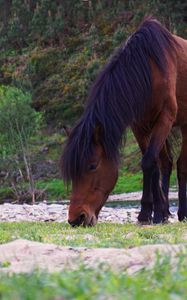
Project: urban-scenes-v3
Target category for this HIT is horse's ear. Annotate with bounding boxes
[62,125,71,137]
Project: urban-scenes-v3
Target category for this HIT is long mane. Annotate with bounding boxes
[61,17,178,182]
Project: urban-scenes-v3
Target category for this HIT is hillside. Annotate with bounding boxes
[0,0,187,126]
[0,0,186,202]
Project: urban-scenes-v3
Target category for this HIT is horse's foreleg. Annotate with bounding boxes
[131,126,153,223]
[159,140,173,215]
[177,126,187,221]
[141,108,176,223]
[151,164,170,223]
[138,162,153,223]
[138,147,171,223]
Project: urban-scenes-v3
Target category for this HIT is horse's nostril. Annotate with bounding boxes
[68,213,85,227]
[68,219,76,227]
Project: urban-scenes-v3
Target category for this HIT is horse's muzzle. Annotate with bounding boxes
[68,213,85,227]
[68,213,97,227]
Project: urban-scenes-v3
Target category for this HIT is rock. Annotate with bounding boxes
[0,202,178,223]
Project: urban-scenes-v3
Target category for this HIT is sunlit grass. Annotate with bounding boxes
[0,222,187,248]
[0,253,187,299]
[0,220,186,299]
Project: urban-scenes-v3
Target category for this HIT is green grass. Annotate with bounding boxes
[113,170,143,193]
[0,256,187,300]
[35,170,143,201]
[0,168,177,202]
[0,222,187,248]
[35,168,177,200]
[36,179,69,199]
[0,222,187,299]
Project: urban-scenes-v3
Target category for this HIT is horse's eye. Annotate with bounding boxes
[88,163,97,172]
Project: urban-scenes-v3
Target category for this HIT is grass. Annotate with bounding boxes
[113,170,143,193]
[0,132,181,299]
[1,256,187,300]
[0,170,145,202]
[0,168,178,202]
[35,170,143,201]
[35,169,143,201]
[0,222,187,248]
[36,179,69,199]
[0,222,187,299]
[35,168,177,200]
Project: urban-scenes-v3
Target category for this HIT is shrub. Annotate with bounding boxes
[0,85,42,202]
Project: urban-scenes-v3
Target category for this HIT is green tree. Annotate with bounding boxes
[0,85,42,202]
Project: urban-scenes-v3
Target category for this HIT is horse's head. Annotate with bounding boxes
[62,126,118,227]
[69,144,118,227]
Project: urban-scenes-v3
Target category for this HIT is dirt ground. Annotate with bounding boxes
[0,239,185,274]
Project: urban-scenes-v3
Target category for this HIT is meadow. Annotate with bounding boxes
[0,2,186,299]
[0,222,187,299]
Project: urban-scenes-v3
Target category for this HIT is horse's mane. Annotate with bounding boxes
[61,17,178,182]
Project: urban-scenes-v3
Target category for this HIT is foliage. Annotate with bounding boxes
[0,85,42,202]
[0,0,186,50]
[0,85,41,156]
[0,0,186,126]
[0,0,131,49]
[0,1,185,201]
[27,47,94,125]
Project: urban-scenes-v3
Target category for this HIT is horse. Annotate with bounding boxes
[61,17,187,227]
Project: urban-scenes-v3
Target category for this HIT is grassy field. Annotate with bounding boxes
[0,132,181,299]
[0,222,187,248]
[33,167,177,200]
[1,257,187,300]
[0,222,187,299]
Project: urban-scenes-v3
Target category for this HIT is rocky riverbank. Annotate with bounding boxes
[0,200,178,224]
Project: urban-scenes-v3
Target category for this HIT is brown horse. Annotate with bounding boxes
[61,17,187,227]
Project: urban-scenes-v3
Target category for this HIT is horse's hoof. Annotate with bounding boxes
[178,210,187,222]
[138,211,152,224]
[169,212,175,218]
[153,211,169,224]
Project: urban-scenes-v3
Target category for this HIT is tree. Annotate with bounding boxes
[0,85,42,203]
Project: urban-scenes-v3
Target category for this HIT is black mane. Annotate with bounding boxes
[61,17,178,182]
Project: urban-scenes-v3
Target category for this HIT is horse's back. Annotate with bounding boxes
[137,33,187,130]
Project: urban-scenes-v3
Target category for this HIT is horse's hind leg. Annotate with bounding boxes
[177,126,187,221]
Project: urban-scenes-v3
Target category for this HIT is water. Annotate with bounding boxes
[105,199,178,209]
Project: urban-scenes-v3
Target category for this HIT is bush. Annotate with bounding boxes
[0,85,42,202]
